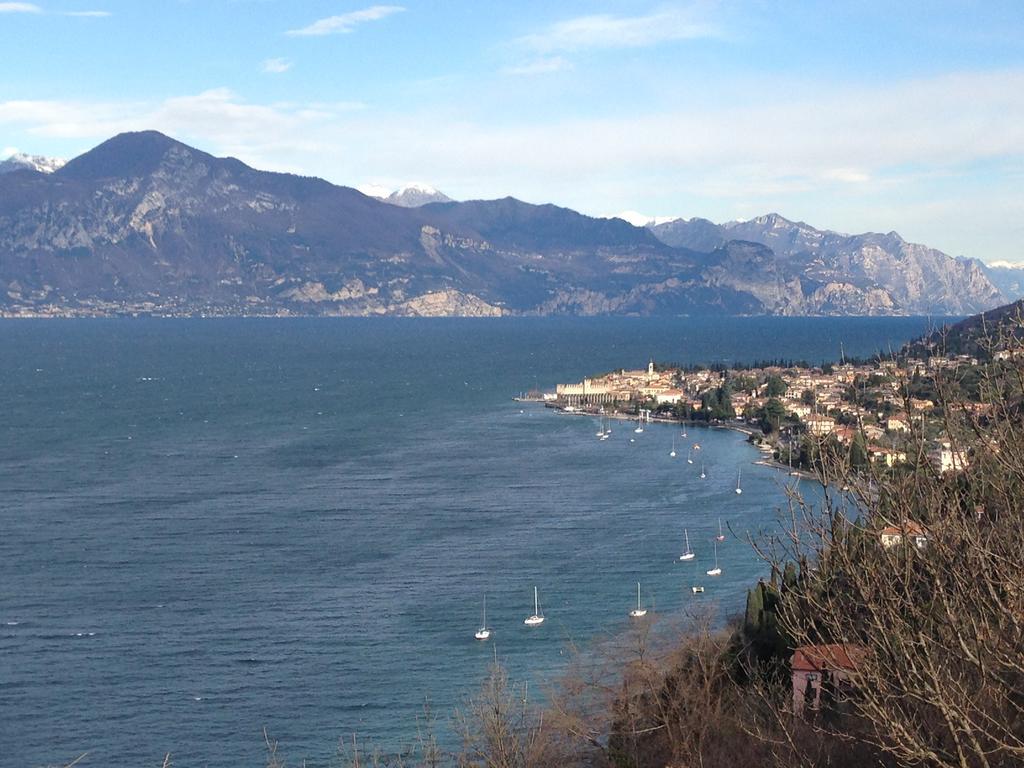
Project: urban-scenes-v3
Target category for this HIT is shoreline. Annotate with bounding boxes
[543,402,820,479]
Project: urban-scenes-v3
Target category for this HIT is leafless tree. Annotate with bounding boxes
[759,315,1024,768]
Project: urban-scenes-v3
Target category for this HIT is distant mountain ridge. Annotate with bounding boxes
[0,131,1006,317]
[648,213,1002,316]
[981,261,1024,302]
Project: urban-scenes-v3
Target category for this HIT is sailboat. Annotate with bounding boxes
[524,586,545,626]
[678,529,695,561]
[474,596,491,640]
[669,435,677,458]
[715,518,726,542]
[681,427,688,438]
[735,469,743,495]
[634,413,644,434]
[700,462,706,479]
[629,581,648,618]
[706,542,722,576]
[687,448,694,465]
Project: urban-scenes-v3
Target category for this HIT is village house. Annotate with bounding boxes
[861,424,885,441]
[654,389,685,405]
[930,440,970,473]
[805,415,836,436]
[886,416,910,433]
[833,426,857,445]
[791,644,863,713]
[879,521,929,550]
[869,446,908,468]
[786,402,813,419]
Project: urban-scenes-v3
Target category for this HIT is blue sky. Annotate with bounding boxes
[2,1,1024,262]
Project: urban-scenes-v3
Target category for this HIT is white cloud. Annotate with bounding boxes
[286,5,404,37]
[356,182,393,198]
[517,8,718,53]
[1,146,18,159]
[262,57,292,74]
[0,4,109,15]
[502,56,571,76]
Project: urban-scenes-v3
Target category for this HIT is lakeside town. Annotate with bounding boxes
[543,344,1005,477]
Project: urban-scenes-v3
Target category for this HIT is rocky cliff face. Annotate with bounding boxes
[0,132,1005,317]
[650,213,1003,316]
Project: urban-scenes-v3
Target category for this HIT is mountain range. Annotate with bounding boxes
[0,131,1010,317]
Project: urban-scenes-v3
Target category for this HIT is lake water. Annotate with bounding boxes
[0,316,943,767]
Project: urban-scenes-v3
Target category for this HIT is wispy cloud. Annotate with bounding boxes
[0,4,110,15]
[262,57,292,74]
[517,8,718,53]
[0,3,42,12]
[502,56,571,77]
[286,5,404,37]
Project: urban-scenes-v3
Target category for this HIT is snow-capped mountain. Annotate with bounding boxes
[0,152,66,175]
[359,183,453,207]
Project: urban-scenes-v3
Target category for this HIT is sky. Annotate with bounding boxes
[2,1,1024,263]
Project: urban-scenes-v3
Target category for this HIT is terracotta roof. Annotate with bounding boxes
[791,643,863,673]
[879,521,927,537]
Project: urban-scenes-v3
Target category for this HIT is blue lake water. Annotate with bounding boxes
[0,316,944,767]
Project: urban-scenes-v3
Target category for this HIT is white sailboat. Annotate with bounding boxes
[669,435,677,458]
[524,586,545,626]
[715,518,726,542]
[629,581,648,617]
[735,469,743,495]
[681,427,688,438]
[686,448,694,465]
[634,413,644,434]
[678,529,695,561]
[700,462,706,479]
[474,596,491,640]
[706,541,722,576]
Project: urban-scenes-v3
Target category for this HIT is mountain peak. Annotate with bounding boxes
[385,184,453,207]
[58,130,211,181]
[0,152,66,175]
